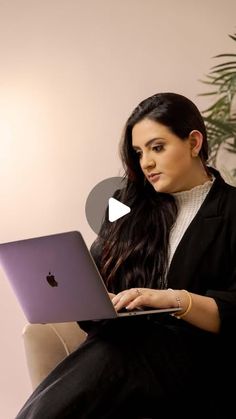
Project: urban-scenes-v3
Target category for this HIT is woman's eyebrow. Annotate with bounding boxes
[132,137,164,150]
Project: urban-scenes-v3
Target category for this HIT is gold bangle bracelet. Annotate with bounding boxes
[174,290,192,319]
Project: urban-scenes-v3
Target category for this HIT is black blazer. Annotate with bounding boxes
[90,167,236,337]
[166,167,236,335]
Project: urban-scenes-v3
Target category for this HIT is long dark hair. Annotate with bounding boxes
[91,93,209,293]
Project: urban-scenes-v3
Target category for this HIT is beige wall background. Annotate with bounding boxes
[0,0,235,417]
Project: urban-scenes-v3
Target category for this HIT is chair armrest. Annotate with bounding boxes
[22,322,87,389]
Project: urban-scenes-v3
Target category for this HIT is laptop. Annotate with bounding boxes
[0,231,182,323]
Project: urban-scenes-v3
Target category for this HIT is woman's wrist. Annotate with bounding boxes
[175,290,192,318]
[167,288,181,309]
[168,288,193,318]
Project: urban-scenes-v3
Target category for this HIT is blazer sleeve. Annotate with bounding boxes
[206,272,236,336]
[206,199,236,336]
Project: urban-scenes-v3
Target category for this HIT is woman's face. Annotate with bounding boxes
[132,118,201,193]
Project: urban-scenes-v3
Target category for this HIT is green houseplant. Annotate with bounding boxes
[200,32,236,179]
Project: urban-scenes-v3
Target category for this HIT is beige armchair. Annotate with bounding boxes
[22,322,87,390]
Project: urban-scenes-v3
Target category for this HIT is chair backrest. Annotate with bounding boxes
[22,322,87,389]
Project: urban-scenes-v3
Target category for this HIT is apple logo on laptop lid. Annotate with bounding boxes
[46,272,58,287]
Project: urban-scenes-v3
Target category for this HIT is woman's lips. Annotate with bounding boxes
[148,173,161,183]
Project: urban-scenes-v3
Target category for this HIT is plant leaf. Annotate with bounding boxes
[214,54,236,58]
[212,61,236,69]
[210,67,236,74]
[199,31,236,169]
[198,91,219,96]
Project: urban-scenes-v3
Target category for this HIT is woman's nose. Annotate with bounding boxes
[141,155,155,170]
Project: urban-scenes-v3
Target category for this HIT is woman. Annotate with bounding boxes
[16,93,236,418]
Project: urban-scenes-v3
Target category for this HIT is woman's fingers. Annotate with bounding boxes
[111,288,173,311]
[112,288,144,311]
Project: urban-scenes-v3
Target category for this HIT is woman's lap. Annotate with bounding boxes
[15,316,221,419]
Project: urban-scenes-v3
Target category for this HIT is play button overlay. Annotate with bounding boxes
[108,197,131,222]
[85,176,131,235]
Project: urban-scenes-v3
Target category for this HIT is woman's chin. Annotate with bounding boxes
[152,182,168,193]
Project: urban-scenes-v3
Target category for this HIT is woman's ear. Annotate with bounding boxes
[189,130,203,157]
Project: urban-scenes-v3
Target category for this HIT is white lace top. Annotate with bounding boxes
[167,178,215,269]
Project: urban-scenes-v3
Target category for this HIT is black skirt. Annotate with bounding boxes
[15,314,230,419]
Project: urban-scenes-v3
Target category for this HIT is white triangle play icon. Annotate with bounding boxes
[108,197,131,222]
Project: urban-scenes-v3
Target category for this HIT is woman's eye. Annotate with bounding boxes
[134,144,164,158]
[153,144,164,152]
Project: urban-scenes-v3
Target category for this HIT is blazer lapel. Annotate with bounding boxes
[166,168,226,289]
